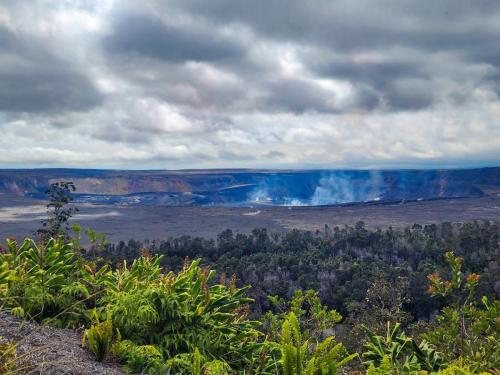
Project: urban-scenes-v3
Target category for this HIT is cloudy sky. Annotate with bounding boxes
[0,0,499,169]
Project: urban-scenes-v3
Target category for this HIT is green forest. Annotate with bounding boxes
[0,183,499,374]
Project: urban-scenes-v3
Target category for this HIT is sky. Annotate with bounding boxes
[0,0,499,170]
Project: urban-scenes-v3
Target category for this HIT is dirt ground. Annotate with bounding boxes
[0,311,125,375]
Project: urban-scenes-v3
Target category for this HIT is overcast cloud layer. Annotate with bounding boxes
[0,0,499,169]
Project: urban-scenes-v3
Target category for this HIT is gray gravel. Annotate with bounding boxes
[0,310,126,375]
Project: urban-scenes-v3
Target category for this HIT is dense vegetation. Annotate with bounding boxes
[0,235,498,374]
[101,221,499,320]
[0,183,498,373]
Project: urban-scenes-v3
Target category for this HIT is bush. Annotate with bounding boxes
[0,237,86,326]
[279,312,356,375]
[101,256,264,372]
[362,322,446,373]
[82,310,115,362]
[424,252,500,371]
[2,234,499,375]
[436,358,492,375]
[123,343,164,374]
[0,337,16,374]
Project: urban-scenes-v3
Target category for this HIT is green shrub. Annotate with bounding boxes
[0,237,84,326]
[362,322,446,374]
[2,234,499,375]
[164,348,233,375]
[82,310,115,362]
[0,262,10,291]
[424,252,500,371]
[0,236,113,328]
[279,312,356,375]
[114,340,165,374]
[262,289,342,342]
[1,236,269,373]
[102,257,262,371]
[0,337,17,374]
[435,358,492,375]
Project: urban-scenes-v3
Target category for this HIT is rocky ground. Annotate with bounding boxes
[0,311,125,375]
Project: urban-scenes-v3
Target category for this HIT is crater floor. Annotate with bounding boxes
[1,193,499,243]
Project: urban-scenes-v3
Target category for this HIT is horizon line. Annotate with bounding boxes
[0,165,499,173]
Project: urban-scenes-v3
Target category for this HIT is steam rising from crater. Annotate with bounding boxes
[246,171,387,206]
[310,171,384,205]
[243,169,486,207]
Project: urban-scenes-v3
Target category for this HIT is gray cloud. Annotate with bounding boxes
[0,26,102,113]
[263,79,339,114]
[218,149,256,161]
[0,0,499,168]
[173,0,500,53]
[104,12,244,63]
[265,151,286,159]
[99,1,500,114]
[160,0,500,112]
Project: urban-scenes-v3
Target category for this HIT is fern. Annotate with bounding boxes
[0,336,17,374]
[5,234,493,375]
[279,312,355,375]
[82,309,114,362]
[0,262,10,291]
[118,341,164,374]
[192,347,202,375]
[362,322,447,374]
[103,257,261,369]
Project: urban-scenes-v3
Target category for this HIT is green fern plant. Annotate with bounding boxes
[192,347,202,375]
[263,290,343,343]
[165,347,234,375]
[362,322,446,374]
[0,337,17,374]
[102,256,263,372]
[114,340,165,374]
[281,312,308,375]
[279,312,356,375]
[366,354,397,375]
[0,262,11,300]
[306,336,357,375]
[202,359,232,375]
[425,252,500,371]
[82,309,115,362]
[1,237,76,322]
[434,358,492,375]
[0,236,112,328]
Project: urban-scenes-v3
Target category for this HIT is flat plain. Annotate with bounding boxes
[1,192,499,243]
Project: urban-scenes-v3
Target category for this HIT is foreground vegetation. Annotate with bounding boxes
[0,234,498,374]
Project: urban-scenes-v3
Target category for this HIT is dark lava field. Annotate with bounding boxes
[1,192,499,243]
